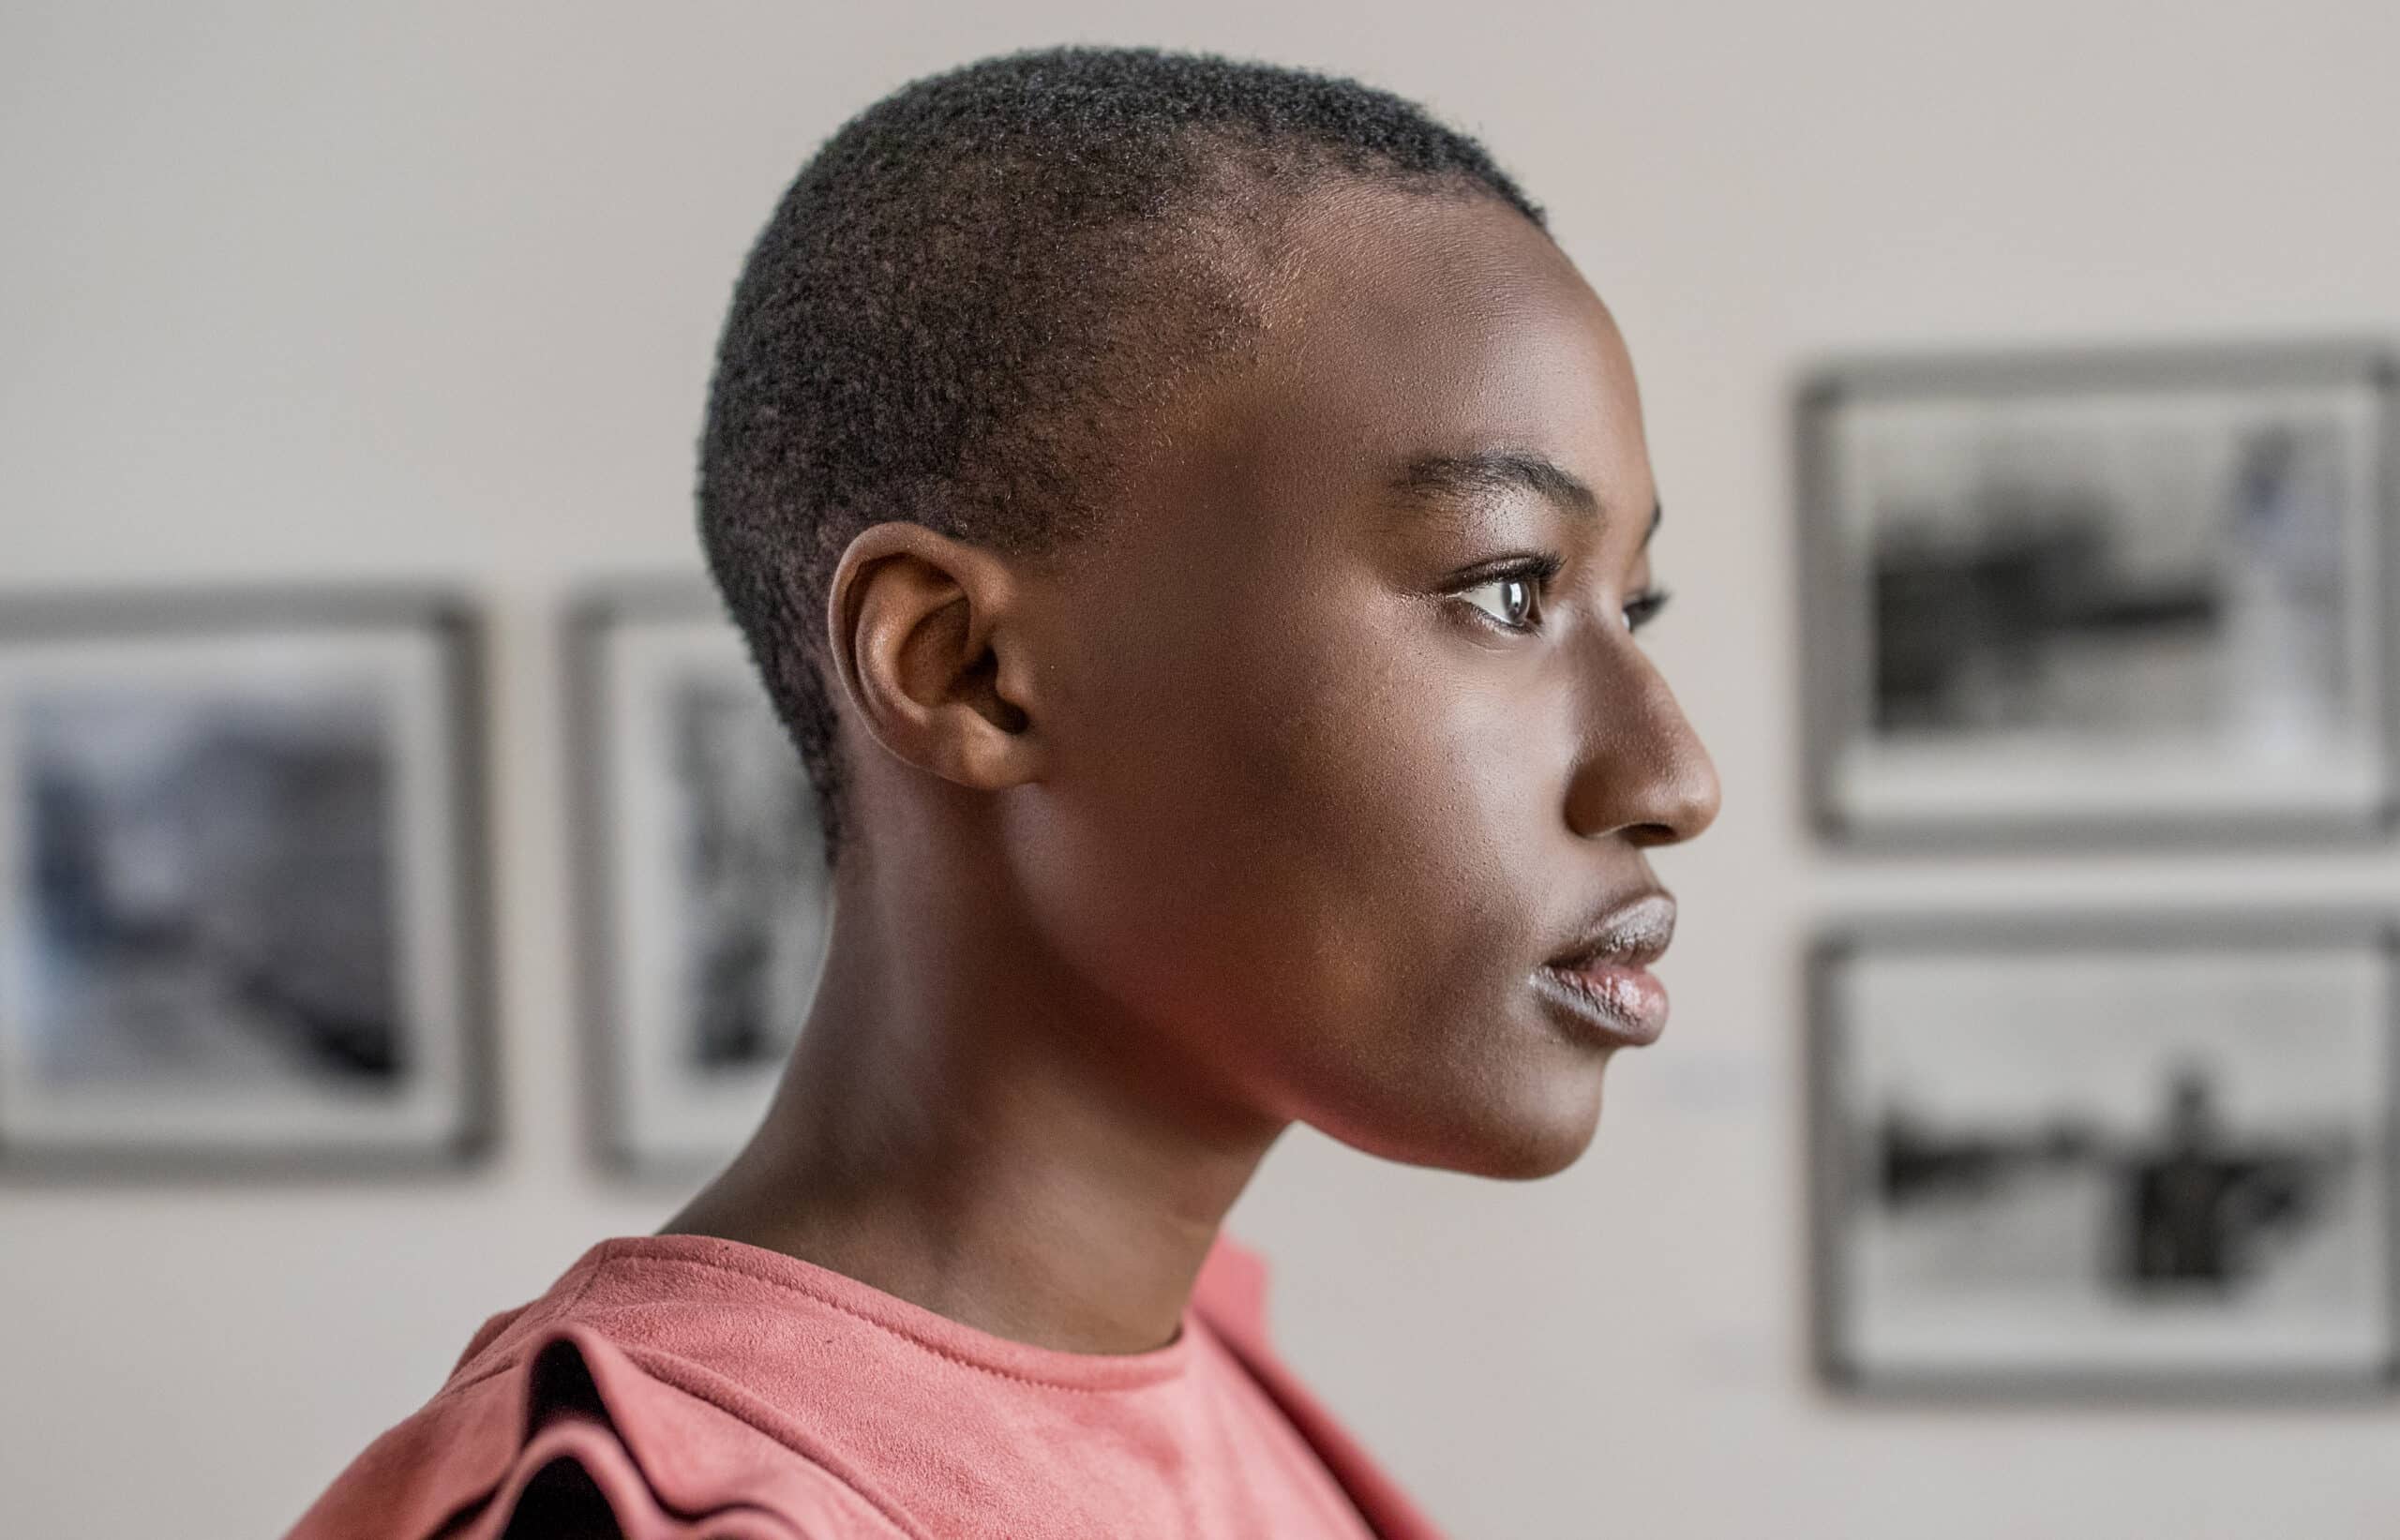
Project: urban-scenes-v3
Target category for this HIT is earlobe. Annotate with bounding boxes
[825,521,1042,793]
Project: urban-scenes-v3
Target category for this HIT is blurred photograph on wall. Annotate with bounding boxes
[566,582,830,1181]
[1811,918,2398,1397]
[0,590,491,1172]
[1800,344,2396,844]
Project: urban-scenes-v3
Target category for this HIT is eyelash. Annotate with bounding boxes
[1451,556,1672,636]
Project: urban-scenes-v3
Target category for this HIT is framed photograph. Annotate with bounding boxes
[1798,341,2398,845]
[0,586,494,1174]
[1809,916,2400,1399]
[565,579,832,1181]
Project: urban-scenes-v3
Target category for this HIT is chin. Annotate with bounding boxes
[1447,1105,1607,1181]
[1316,1058,1614,1181]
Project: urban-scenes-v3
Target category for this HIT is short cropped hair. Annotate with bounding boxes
[697,45,1545,865]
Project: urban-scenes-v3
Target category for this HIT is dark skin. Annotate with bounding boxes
[663,180,1721,1356]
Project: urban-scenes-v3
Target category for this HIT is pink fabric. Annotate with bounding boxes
[282,1232,1449,1540]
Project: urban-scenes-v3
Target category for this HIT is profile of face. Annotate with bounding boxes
[835,182,1721,1180]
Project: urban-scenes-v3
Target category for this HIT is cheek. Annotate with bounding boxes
[1031,592,1569,1102]
[1241,670,1524,997]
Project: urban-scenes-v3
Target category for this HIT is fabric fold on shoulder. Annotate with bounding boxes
[285,1323,908,1540]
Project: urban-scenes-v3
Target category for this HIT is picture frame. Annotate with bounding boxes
[1808,913,2400,1400]
[0,584,495,1175]
[563,578,832,1182]
[1796,340,2400,847]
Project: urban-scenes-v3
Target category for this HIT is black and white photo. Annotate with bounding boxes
[1810,918,2399,1398]
[0,589,492,1172]
[1799,344,2397,844]
[566,581,831,1179]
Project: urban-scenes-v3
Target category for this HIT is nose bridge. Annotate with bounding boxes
[1561,625,1721,846]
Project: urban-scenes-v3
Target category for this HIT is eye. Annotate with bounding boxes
[1461,573,1543,631]
[1451,554,1561,634]
[1623,587,1672,634]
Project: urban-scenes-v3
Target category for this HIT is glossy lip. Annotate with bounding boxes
[1532,961,1669,1047]
[1532,891,1677,1048]
[1544,891,1675,973]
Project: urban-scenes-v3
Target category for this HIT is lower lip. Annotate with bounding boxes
[1533,963,1670,1048]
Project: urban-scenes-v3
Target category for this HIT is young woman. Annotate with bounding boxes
[290,44,1718,1540]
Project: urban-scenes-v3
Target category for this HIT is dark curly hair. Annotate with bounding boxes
[696,45,1546,866]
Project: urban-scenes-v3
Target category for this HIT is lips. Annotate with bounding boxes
[1534,892,1676,1047]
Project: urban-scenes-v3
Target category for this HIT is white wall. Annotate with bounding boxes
[5,3,2398,1534]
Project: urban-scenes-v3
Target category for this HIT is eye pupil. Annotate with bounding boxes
[1501,578,1531,625]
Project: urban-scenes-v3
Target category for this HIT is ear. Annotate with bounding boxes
[823,521,1044,794]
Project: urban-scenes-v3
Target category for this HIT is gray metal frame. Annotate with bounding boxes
[561,574,762,1184]
[1807,910,2400,1402]
[1793,338,2400,850]
[0,582,497,1180]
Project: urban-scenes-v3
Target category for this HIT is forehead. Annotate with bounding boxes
[1140,181,1651,540]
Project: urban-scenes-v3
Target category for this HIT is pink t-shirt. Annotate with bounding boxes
[283,1231,1448,1539]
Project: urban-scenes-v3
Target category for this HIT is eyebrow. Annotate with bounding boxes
[1388,451,1662,546]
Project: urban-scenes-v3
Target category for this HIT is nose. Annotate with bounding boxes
[1561,640,1722,847]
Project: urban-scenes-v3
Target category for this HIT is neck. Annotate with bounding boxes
[660,824,1286,1354]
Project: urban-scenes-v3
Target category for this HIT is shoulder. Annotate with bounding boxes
[281,1230,1286,1540]
[282,1254,916,1540]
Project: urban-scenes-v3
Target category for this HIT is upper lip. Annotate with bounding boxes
[1542,891,1676,972]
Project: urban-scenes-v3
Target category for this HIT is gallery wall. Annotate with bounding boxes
[5,2,2399,1534]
